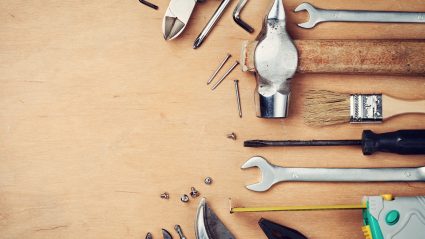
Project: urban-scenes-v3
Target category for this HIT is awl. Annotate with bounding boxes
[244,129,425,155]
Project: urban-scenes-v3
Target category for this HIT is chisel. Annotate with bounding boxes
[244,129,425,155]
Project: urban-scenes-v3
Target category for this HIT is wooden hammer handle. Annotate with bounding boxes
[296,40,425,76]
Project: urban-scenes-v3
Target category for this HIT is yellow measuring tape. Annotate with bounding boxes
[230,202,367,213]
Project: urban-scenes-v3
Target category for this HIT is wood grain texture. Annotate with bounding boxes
[297,40,425,75]
[383,95,425,119]
[0,0,425,239]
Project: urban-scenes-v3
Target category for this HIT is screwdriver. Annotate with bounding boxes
[244,129,425,155]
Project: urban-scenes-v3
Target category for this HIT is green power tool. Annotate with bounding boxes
[231,195,425,239]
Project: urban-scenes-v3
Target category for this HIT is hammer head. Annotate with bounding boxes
[242,0,298,118]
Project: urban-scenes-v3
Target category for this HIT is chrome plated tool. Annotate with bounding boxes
[242,156,425,192]
[246,0,298,118]
[162,0,199,40]
[233,0,254,33]
[295,3,425,29]
[195,198,235,239]
[207,54,232,85]
[194,0,232,49]
[174,225,187,239]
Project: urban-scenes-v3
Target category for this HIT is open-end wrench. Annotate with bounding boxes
[295,2,425,29]
[242,156,425,192]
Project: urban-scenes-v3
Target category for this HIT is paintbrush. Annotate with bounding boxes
[304,90,425,127]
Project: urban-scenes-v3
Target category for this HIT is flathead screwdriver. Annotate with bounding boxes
[244,129,425,155]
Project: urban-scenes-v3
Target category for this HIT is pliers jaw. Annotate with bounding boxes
[162,0,198,40]
[259,218,308,239]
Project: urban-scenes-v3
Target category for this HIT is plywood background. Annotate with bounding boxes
[1,0,425,238]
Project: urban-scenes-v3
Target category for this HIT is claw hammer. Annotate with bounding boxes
[242,0,425,118]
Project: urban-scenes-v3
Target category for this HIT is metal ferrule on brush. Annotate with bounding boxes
[350,94,383,123]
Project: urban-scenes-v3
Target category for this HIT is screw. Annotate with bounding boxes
[160,192,170,199]
[145,232,153,239]
[204,177,213,185]
[180,194,190,203]
[234,79,242,118]
[174,225,187,239]
[190,187,200,198]
[227,133,237,140]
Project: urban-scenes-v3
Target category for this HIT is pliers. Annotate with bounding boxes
[259,218,308,239]
[162,0,202,40]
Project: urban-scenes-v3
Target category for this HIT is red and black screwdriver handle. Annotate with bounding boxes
[362,130,425,155]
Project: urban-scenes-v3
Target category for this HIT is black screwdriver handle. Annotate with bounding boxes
[362,130,425,155]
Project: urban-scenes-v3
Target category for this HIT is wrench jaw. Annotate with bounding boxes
[241,156,276,192]
[294,3,321,29]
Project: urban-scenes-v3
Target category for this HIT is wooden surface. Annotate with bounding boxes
[1,0,425,238]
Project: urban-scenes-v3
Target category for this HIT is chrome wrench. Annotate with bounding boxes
[295,2,425,29]
[242,156,425,192]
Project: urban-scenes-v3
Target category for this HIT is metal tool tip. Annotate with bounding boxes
[193,38,202,49]
[244,140,266,147]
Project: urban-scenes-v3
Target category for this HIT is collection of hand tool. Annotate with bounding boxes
[140,0,425,238]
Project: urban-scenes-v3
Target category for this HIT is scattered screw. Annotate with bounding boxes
[227,133,237,140]
[180,194,190,203]
[211,61,240,91]
[234,79,242,118]
[146,232,153,239]
[204,177,213,185]
[139,0,159,10]
[160,192,170,199]
[190,187,200,198]
[174,225,187,239]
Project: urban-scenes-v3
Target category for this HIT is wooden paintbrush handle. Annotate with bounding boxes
[296,40,425,76]
[383,95,425,119]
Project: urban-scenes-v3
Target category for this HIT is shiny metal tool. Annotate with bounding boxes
[139,0,158,10]
[162,229,173,239]
[174,225,187,239]
[241,1,425,119]
[242,156,425,192]
[162,0,199,40]
[195,198,235,239]
[234,80,242,118]
[211,61,239,90]
[194,0,232,49]
[207,54,232,85]
[233,0,254,33]
[251,0,298,118]
[295,3,425,29]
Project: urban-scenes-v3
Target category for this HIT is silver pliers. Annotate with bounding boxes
[162,0,202,40]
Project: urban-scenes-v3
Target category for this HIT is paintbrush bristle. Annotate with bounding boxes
[304,90,351,127]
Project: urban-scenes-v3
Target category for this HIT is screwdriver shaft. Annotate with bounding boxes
[244,140,362,148]
[193,0,231,49]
